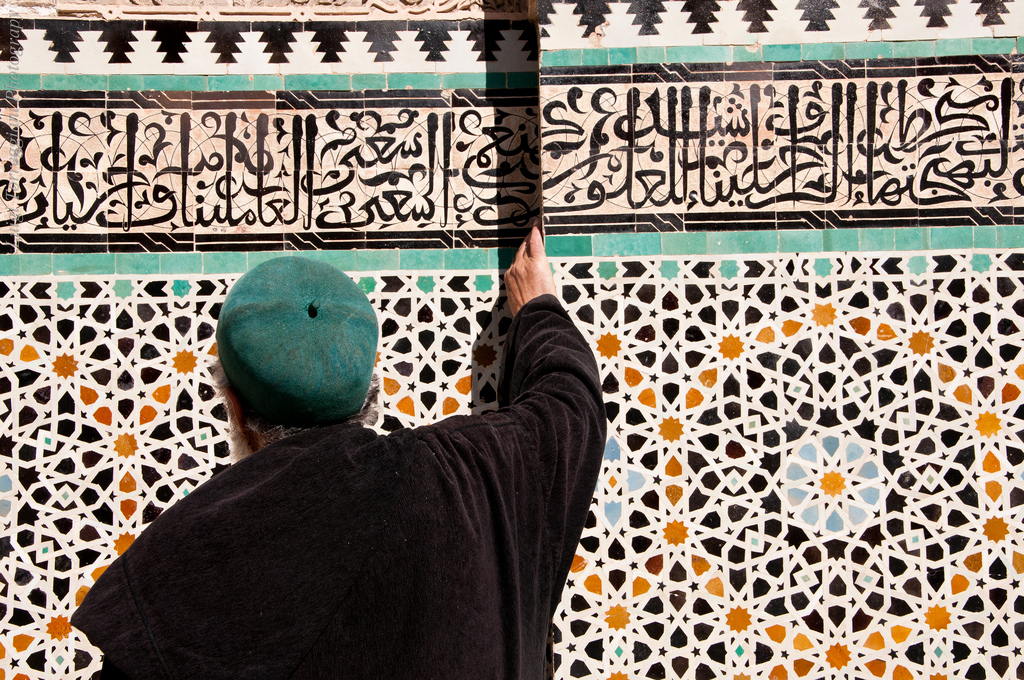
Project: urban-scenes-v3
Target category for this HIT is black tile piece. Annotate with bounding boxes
[736,0,776,32]
[774,60,866,81]
[510,20,538,62]
[106,91,192,110]
[18,234,107,254]
[308,22,349,64]
[192,91,276,111]
[918,207,1014,227]
[276,90,364,111]
[917,0,956,28]
[0,234,13,255]
[629,0,668,36]
[285,233,364,251]
[794,0,840,31]
[364,229,453,249]
[684,0,723,34]
[253,22,299,65]
[824,208,918,229]
[147,21,198,64]
[35,19,87,64]
[451,88,538,109]
[356,21,407,63]
[546,213,637,233]
[0,18,27,61]
[414,21,457,63]
[198,22,249,65]
[98,21,143,65]
[17,91,106,109]
[684,210,777,231]
[462,19,508,62]
[362,89,449,110]
[108,232,194,253]
[776,211,826,229]
[636,213,685,231]
[197,234,285,252]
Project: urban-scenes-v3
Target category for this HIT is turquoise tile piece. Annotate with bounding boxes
[892,41,934,58]
[822,230,859,252]
[581,49,609,66]
[494,248,518,269]
[442,72,504,89]
[20,254,52,275]
[598,261,618,280]
[662,232,706,255]
[172,280,192,298]
[253,75,284,91]
[998,225,1024,248]
[56,281,77,300]
[779,230,823,253]
[935,38,972,56]
[160,253,203,275]
[416,276,435,293]
[546,235,592,258]
[109,75,146,91]
[719,260,739,279]
[894,227,928,251]
[13,74,40,90]
[731,45,762,62]
[1019,37,1024,54]
[300,250,359,272]
[209,75,254,91]
[116,253,160,275]
[845,42,892,59]
[507,71,539,88]
[813,258,833,277]
[444,249,489,270]
[666,45,730,63]
[41,74,107,90]
[971,253,993,273]
[636,46,666,63]
[388,73,441,90]
[907,256,928,276]
[359,276,376,294]
[542,50,582,67]
[400,249,444,270]
[707,231,778,255]
[358,250,400,271]
[248,251,289,269]
[203,252,248,274]
[974,225,997,249]
[144,75,208,91]
[972,38,1015,55]
[474,275,495,292]
[286,74,351,91]
[351,73,387,91]
[660,260,680,279]
[54,253,115,275]
[113,279,134,299]
[930,226,973,251]
[860,228,895,252]
[762,44,801,62]
[607,48,637,65]
[593,232,661,257]
[0,256,18,276]
[802,43,845,60]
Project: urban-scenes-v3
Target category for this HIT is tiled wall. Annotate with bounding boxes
[2,3,1024,680]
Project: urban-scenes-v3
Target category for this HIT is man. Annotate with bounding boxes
[72,222,607,680]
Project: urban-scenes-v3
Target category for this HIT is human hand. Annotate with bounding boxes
[505,219,557,317]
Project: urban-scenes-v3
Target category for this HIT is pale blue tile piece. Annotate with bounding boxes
[444,249,489,270]
[358,250,400,271]
[581,49,609,66]
[974,225,997,248]
[762,44,800,62]
[300,250,359,272]
[593,232,661,257]
[400,249,444,270]
[203,252,248,274]
[116,253,160,275]
[907,256,928,276]
[607,48,636,65]
[813,258,833,277]
[930,226,973,250]
[822,230,858,252]
[860,228,895,252]
[662,232,706,255]
[0,256,19,276]
[113,280,134,299]
[894,227,928,251]
[802,43,844,60]
[352,73,386,91]
[20,254,52,275]
[707,231,778,255]
[636,46,666,63]
[660,260,680,279]
[542,50,582,67]
[971,253,993,273]
[720,260,740,279]
[547,235,592,258]
[779,230,823,253]
[54,253,114,275]
[160,253,202,274]
[845,42,892,59]
[935,38,972,56]
[972,38,1015,54]
[892,41,934,58]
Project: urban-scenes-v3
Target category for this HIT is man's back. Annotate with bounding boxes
[73,294,605,679]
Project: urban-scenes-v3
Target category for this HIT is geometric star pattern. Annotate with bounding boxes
[3,252,1024,678]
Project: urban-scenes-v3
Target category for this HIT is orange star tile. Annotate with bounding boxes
[605,604,630,630]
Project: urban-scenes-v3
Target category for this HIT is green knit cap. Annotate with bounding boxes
[216,257,378,426]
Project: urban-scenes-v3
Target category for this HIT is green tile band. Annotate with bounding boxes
[0,226,1014,275]
[541,36,1020,68]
